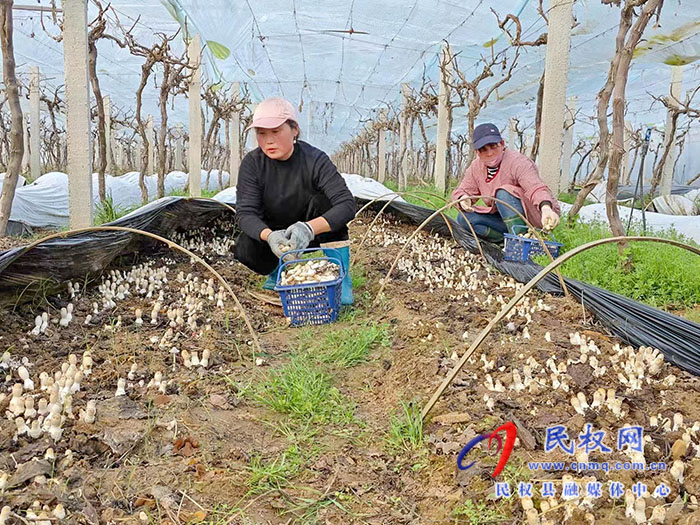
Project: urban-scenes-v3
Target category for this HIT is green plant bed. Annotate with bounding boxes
[533,217,700,310]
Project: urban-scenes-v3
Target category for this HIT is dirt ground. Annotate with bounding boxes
[0,210,699,524]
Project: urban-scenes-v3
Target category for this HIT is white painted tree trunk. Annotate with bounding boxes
[188,35,202,197]
[21,112,29,173]
[29,66,40,180]
[63,0,93,228]
[229,82,241,187]
[378,110,387,183]
[660,65,683,197]
[104,95,112,174]
[559,96,577,192]
[399,83,410,191]
[538,0,573,196]
[434,42,451,195]
[175,122,184,171]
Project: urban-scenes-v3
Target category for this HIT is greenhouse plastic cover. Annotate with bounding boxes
[5,170,229,228]
[8,0,700,156]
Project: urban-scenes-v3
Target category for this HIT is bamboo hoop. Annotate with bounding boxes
[12,225,262,355]
[421,235,700,420]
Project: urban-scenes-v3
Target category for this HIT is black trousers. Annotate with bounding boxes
[234,194,350,275]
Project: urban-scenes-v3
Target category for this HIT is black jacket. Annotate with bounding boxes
[236,141,356,240]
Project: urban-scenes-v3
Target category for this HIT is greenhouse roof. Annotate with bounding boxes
[5,0,700,152]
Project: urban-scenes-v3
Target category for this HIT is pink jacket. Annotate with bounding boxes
[451,149,560,229]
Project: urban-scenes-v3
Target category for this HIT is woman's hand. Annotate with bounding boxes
[541,205,560,231]
[458,199,475,213]
[286,221,315,251]
[267,230,292,258]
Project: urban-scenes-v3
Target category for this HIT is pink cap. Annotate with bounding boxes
[245,97,298,131]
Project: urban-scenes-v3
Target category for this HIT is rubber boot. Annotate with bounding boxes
[503,216,527,235]
[481,226,505,244]
[336,246,354,305]
[262,263,281,290]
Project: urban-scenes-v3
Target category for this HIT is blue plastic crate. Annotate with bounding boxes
[503,225,562,262]
[274,248,345,327]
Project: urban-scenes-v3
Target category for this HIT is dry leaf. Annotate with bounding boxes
[191,510,207,522]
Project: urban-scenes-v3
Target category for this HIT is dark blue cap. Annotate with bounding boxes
[473,123,503,150]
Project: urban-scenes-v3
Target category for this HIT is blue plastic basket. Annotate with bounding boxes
[503,225,563,262]
[274,248,345,327]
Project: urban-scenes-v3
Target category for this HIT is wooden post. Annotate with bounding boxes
[559,96,577,192]
[538,0,573,195]
[660,65,683,196]
[399,84,410,191]
[63,0,93,227]
[29,66,40,180]
[229,82,240,187]
[377,110,387,183]
[103,95,112,173]
[188,34,202,197]
[434,42,451,195]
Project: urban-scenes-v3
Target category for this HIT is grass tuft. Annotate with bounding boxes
[254,356,355,423]
[451,500,508,524]
[533,216,700,309]
[296,322,391,368]
[386,400,424,453]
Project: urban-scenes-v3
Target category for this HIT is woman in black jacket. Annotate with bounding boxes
[235,97,356,304]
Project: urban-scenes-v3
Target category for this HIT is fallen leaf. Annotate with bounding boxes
[208,393,231,409]
[152,394,172,406]
[191,510,207,522]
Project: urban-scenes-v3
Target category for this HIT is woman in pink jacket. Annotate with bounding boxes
[451,123,561,243]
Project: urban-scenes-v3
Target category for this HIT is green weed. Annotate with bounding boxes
[451,500,509,524]
[247,445,304,493]
[533,217,700,309]
[254,357,355,423]
[95,195,138,225]
[296,322,391,368]
[386,400,425,453]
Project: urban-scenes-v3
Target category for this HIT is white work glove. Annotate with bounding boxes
[266,230,292,258]
[541,205,560,231]
[458,199,475,213]
[285,221,315,252]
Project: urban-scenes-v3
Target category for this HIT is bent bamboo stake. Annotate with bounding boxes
[421,235,700,420]
[14,225,262,355]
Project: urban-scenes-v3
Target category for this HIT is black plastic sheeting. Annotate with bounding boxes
[360,199,700,376]
[0,197,235,303]
[0,196,698,376]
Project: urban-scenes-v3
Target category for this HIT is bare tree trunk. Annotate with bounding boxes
[570,146,593,193]
[135,68,150,204]
[88,41,107,202]
[648,112,678,198]
[466,98,478,166]
[157,66,170,198]
[0,0,24,236]
[607,0,661,240]
[530,71,545,161]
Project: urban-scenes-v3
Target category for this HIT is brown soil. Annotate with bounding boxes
[0,211,698,524]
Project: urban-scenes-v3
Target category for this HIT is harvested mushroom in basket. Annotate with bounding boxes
[280,260,340,286]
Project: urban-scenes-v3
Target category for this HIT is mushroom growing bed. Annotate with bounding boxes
[0,210,698,524]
